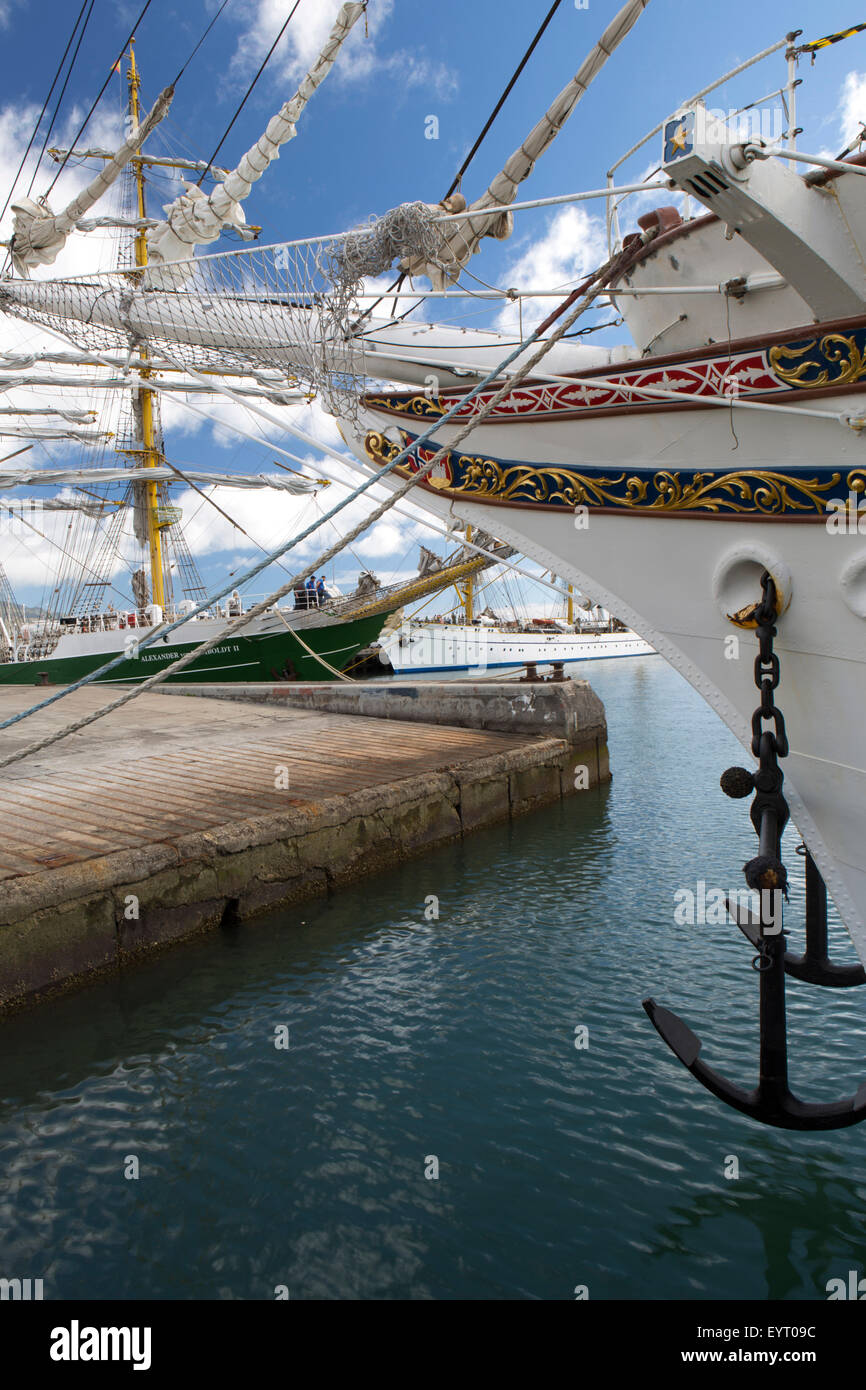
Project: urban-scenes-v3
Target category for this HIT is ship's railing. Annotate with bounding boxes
[58,609,157,634]
[2,608,175,660]
[409,617,623,635]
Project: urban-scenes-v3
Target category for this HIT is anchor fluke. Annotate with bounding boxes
[643,994,866,1130]
[725,894,761,945]
[785,847,866,988]
[642,998,701,1066]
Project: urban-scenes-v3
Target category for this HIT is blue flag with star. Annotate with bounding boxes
[664,111,695,163]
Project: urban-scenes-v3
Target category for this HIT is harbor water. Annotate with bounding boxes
[2,656,865,1301]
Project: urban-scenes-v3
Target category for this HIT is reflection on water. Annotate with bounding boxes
[1,657,865,1300]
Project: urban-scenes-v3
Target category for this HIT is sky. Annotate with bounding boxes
[0,0,865,616]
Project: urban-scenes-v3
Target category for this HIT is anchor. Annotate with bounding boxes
[643,572,866,1130]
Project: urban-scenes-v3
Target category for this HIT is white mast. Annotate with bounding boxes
[8,86,173,277]
[146,2,367,267]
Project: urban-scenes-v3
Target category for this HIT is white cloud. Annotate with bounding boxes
[493,204,608,335]
[232,0,390,85]
[378,52,458,101]
[839,71,866,146]
[230,0,456,99]
[0,99,124,255]
[174,480,319,559]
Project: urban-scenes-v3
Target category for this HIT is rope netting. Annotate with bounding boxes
[0,203,447,419]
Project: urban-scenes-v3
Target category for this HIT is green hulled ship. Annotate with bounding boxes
[0,606,393,686]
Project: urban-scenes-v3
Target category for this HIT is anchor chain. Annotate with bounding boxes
[746,572,790,968]
[719,574,790,968]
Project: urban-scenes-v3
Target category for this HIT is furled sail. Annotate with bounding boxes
[146,1,367,266]
[0,252,614,402]
[0,423,109,442]
[403,0,653,286]
[0,271,608,391]
[0,497,114,515]
[0,406,95,422]
[9,86,174,277]
[0,463,318,491]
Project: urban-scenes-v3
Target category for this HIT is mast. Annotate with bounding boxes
[465,524,474,624]
[453,523,474,624]
[567,582,574,626]
[127,42,166,613]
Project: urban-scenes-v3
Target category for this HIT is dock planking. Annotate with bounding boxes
[0,687,547,880]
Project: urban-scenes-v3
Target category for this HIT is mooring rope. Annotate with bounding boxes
[272,604,358,683]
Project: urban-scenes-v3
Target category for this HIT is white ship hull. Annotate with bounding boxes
[381,621,654,673]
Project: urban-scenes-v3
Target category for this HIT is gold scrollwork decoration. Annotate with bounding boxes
[364,431,843,515]
[459,456,634,508]
[365,392,446,420]
[363,429,453,488]
[769,333,866,389]
[364,430,411,469]
[450,459,843,514]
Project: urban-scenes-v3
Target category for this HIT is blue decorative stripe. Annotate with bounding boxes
[364,428,863,517]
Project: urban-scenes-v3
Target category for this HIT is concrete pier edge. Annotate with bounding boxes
[148,676,607,742]
[0,679,609,1013]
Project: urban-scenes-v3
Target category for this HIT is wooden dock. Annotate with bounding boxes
[0,681,608,1010]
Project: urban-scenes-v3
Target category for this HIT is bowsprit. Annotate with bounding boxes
[644,571,866,1130]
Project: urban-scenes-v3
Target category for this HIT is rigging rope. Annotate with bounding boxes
[25,0,96,200]
[174,0,233,85]
[356,0,565,321]
[0,253,616,766]
[0,0,91,225]
[196,0,305,185]
[44,0,156,198]
[162,456,310,587]
[272,604,357,682]
[444,0,564,199]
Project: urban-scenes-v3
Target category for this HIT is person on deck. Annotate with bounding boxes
[306,575,318,608]
[294,583,307,610]
[316,576,326,605]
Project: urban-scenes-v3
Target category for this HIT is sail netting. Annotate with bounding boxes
[0,204,447,419]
